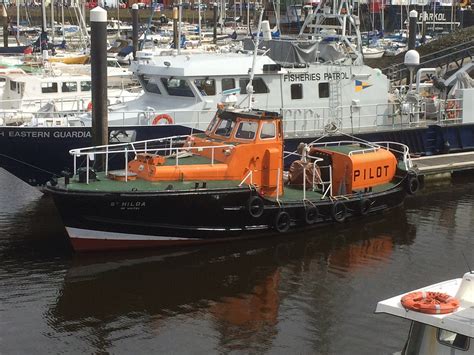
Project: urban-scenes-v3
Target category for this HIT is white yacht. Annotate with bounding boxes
[376,272,474,354]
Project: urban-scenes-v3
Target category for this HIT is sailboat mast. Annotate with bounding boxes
[51,0,54,45]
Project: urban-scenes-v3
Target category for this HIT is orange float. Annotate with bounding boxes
[152,114,173,125]
[401,291,460,314]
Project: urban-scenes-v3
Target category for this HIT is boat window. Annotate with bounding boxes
[61,82,78,93]
[107,60,120,68]
[222,78,235,91]
[214,118,235,137]
[194,78,216,96]
[404,322,426,354]
[206,115,218,133]
[10,80,17,91]
[161,78,194,97]
[239,78,269,94]
[235,121,258,140]
[41,82,58,93]
[319,82,329,98]
[80,81,92,92]
[291,83,303,99]
[260,122,276,139]
[139,75,161,94]
[437,329,470,351]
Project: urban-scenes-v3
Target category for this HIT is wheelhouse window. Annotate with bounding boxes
[235,121,258,140]
[139,75,161,94]
[291,83,303,99]
[239,78,269,94]
[206,115,218,133]
[10,80,17,91]
[214,118,235,137]
[61,82,78,92]
[194,78,216,96]
[222,78,236,91]
[260,122,276,139]
[319,82,329,98]
[80,81,91,92]
[161,78,194,97]
[437,329,470,350]
[41,82,58,93]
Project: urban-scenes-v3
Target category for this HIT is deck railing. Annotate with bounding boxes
[70,135,234,184]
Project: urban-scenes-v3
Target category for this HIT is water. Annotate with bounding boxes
[0,168,473,354]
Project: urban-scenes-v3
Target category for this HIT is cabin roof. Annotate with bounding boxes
[135,53,283,77]
[219,109,281,121]
[375,273,474,338]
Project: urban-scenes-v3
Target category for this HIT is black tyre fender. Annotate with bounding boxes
[406,175,420,195]
[358,198,371,216]
[274,211,291,233]
[247,195,264,218]
[331,201,347,223]
[304,206,319,225]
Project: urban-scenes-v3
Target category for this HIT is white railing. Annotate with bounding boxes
[373,141,413,170]
[71,135,234,184]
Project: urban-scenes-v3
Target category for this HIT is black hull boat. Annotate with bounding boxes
[48,178,410,252]
[45,108,418,252]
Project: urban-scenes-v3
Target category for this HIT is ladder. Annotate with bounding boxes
[328,67,343,130]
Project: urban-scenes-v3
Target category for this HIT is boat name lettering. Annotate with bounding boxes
[418,12,447,22]
[6,130,92,139]
[53,131,92,138]
[8,131,51,138]
[110,201,146,209]
[283,72,349,82]
[354,165,390,181]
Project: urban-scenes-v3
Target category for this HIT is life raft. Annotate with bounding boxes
[152,114,173,125]
[401,291,460,314]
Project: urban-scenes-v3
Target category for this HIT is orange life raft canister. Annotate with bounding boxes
[401,291,460,314]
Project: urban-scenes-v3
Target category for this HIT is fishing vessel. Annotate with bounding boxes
[376,272,474,354]
[45,107,416,251]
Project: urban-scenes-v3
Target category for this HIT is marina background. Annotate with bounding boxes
[1,168,472,353]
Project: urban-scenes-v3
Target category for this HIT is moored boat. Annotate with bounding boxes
[46,107,418,252]
[376,272,474,354]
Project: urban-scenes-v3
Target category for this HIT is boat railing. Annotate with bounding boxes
[71,135,234,184]
[373,141,413,171]
[284,150,333,199]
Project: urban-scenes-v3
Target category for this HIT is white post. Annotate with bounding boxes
[125,148,128,182]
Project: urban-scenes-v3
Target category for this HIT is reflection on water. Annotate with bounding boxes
[0,169,473,354]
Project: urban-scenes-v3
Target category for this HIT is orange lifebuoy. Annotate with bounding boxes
[446,100,459,119]
[87,102,93,111]
[152,114,173,125]
[401,291,460,314]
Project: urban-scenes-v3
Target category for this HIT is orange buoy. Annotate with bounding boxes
[401,291,460,314]
[152,114,173,125]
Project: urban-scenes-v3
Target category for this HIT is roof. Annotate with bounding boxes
[134,53,283,77]
[219,109,281,121]
[375,272,474,338]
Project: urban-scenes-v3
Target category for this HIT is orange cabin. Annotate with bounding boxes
[309,144,397,194]
[127,110,284,197]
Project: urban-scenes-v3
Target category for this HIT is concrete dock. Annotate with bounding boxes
[412,151,474,176]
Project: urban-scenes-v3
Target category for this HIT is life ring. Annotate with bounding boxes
[406,175,420,195]
[247,196,264,218]
[87,101,93,111]
[152,114,173,125]
[304,206,318,225]
[446,100,459,119]
[358,198,371,216]
[274,211,291,233]
[331,201,347,222]
[401,291,460,314]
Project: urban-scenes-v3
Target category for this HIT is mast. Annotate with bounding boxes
[246,8,264,111]
[51,0,54,45]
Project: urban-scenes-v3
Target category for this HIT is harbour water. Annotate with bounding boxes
[0,169,473,354]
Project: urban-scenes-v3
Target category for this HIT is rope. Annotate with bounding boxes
[0,153,58,177]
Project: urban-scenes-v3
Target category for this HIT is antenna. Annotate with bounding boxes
[461,252,473,274]
[246,8,265,111]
